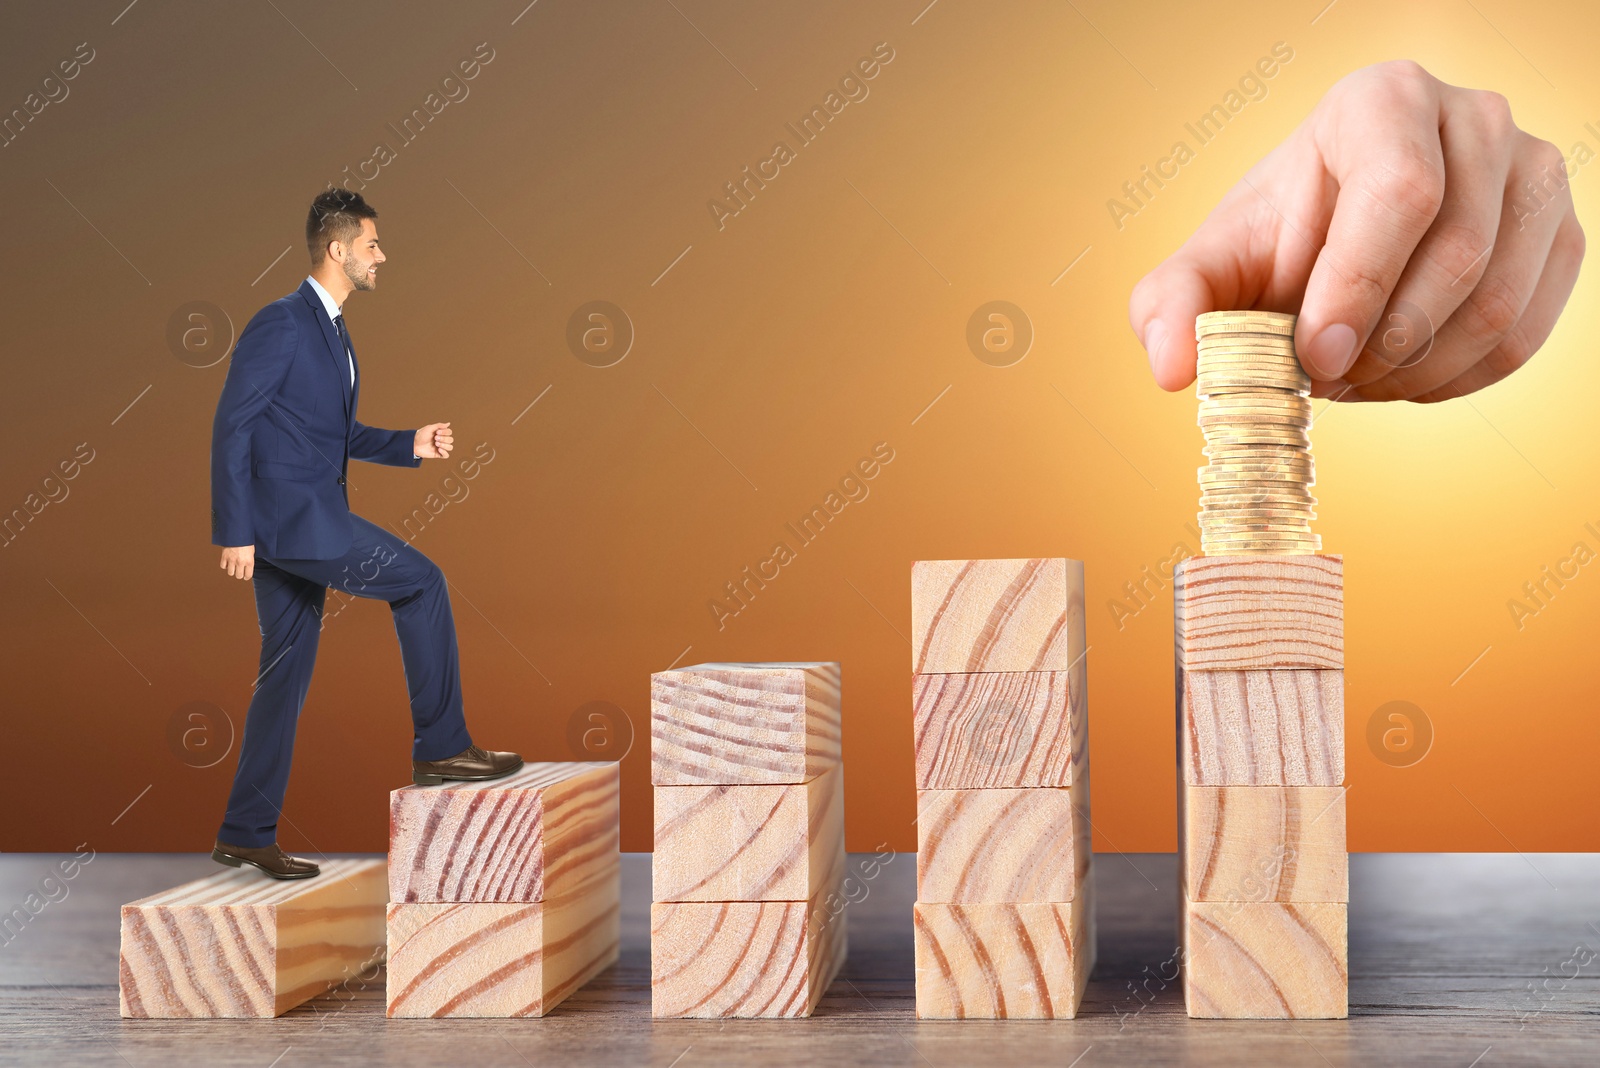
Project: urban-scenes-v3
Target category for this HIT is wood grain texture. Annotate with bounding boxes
[1175,555,1343,670]
[385,857,619,1018]
[650,887,847,1018]
[651,662,841,785]
[653,764,844,902]
[1182,786,1347,902]
[916,783,1090,903]
[912,668,1087,789]
[1180,668,1344,785]
[1182,899,1347,1019]
[911,558,1084,674]
[119,859,386,1018]
[913,884,1096,1019]
[388,762,618,903]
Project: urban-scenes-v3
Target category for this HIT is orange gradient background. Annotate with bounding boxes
[2,0,1597,855]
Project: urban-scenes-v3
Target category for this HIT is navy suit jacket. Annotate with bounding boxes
[210,279,419,560]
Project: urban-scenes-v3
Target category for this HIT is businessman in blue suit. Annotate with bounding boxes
[209,190,521,879]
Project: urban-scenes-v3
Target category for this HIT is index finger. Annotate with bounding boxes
[1294,63,1447,379]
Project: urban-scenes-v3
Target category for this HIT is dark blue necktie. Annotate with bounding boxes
[332,314,355,390]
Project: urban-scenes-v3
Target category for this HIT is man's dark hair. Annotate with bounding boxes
[306,189,378,265]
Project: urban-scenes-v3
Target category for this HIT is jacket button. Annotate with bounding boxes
[337,474,346,486]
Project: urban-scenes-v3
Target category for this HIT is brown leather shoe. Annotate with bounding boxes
[412,744,523,785]
[212,839,320,880]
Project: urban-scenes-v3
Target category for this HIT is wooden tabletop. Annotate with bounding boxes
[3,851,1594,1065]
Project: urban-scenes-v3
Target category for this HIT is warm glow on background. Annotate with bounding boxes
[2,0,1597,854]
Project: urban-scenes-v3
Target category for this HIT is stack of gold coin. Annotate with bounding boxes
[1194,310,1319,555]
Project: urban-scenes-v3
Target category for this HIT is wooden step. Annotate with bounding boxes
[650,886,847,1018]
[1181,898,1348,1019]
[1182,786,1348,903]
[385,859,620,1018]
[388,761,618,903]
[1175,554,1343,670]
[910,558,1084,674]
[119,858,385,1018]
[916,782,1090,903]
[1180,668,1344,785]
[913,884,1096,1019]
[651,662,841,786]
[653,764,845,902]
[912,668,1085,789]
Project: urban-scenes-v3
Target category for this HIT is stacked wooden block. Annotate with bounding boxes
[650,661,846,1018]
[385,762,620,1018]
[1175,554,1348,1019]
[909,558,1096,1019]
[120,859,387,1018]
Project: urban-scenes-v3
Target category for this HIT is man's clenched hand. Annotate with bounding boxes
[415,422,453,459]
[1130,60,1584,402]
[220,545,254,581]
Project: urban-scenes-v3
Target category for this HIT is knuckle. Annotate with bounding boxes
[1482,325,1538,378]
[1527,137,1568,181]
[1566,218,1588,260]
[1424,218,1493,284]
[1462,272,1524,340]
[1472,90,1515,136]
[1362,150,1447,227]
[1370,60,1437,107]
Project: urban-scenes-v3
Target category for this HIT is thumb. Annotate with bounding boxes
[1128,185,1282,390]
[1128,248,1222,391]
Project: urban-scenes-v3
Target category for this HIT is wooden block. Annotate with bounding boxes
[1175,555,1343,670]
[911,558,1084,674]
[1180,669,1344,785]
[1182,899,1347,1018]
[388,761,618,903]
[119,859,385,1018]
[650,886,847,1018]
[651,662,841,785]
[913,885,1096,1019]
[653,764,844,902]
[912,667,1087,789]
[1182,786,1347,902]
[916,783,1090,902]
[385,857,619,1018]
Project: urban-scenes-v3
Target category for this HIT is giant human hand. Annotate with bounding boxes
[1129,60,1584,402]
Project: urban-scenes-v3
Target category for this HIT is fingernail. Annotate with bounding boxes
[1304,323,1358,378]
[1143,320,1169,374]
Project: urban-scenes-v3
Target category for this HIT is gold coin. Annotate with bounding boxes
[1196,343,1300,356]
[1201,471,1314,486]
[1203,425,1311,439]
[1199,418,1311,432]
[1202,540,1323,554]
[1196,368,1309,382]
[1198,386,1311,400]
[1203,385,1312,398]
[1203,443,1312,457]
[1199,399,1311,413]
[1201,547,1324,558]
[1202,529,1320,542]
[1201,511,1318,523]
[1196,313,1292,329]
[1196,356,1305,369]
[1203,396,1312,409]
[1196,320,1296,338]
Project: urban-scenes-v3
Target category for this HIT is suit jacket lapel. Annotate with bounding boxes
[296,281,353,423]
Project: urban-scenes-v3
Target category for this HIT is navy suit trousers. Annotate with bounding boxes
[217,514,473,847]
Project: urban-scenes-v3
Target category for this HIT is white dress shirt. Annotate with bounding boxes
[305,275,355,386]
